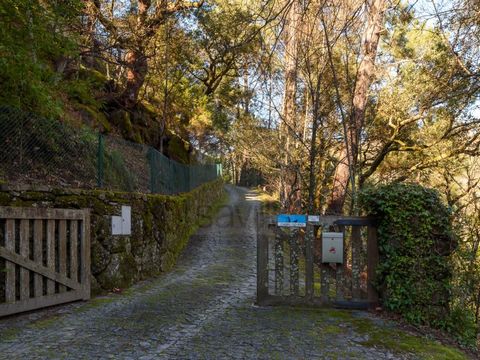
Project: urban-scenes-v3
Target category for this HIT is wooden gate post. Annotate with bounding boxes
[367,225,379,307]
[305,223,314,300]
[256,219,269,305]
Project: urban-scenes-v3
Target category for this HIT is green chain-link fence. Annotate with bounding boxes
[0,106,221,194]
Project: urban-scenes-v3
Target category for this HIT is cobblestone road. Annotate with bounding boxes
[0,187,467,359]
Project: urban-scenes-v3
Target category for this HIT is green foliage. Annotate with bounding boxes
[104,150,137,192]
[361,182,478,346]
[444,306,478,348]
[0,0,83,117]
[360,184,467,330]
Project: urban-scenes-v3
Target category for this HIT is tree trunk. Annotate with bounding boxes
[326,148,349,214]
[280,0,300,212]
[325,0,387,215]
[120,0,151,108]
[121,49,148,108]
[84,0,101,69]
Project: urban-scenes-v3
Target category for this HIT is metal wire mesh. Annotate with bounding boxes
[0,106,221,194]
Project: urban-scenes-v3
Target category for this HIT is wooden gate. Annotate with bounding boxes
[257,216,378,309]
[0,207,91,317]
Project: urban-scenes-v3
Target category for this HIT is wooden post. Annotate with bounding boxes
[320,232,329,303]
[367,225,379,307]
[81,210,91,300]
[58,220,67,293]
[305,224,314,300]
[274,229,284,296]
[289,229,299,296]
[335,225,346,301]
[351,226,362,301]
[46,219,56,295]
[256,220,269,304]
[5,220,15,303]
[70,221,78,283]
[33,220,43,298]
[19,220,30,300]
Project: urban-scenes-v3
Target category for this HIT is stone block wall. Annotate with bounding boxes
[0,180,225,294]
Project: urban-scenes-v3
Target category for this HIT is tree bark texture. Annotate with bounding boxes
[326,0,387,214]
[280,0,301,212]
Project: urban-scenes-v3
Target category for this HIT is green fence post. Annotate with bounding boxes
[97,132,105,188]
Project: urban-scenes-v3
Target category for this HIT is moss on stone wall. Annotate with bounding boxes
[0,179,225,294]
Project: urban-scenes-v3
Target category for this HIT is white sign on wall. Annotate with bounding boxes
[112,206,132,235]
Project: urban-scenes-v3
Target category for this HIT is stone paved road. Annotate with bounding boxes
[0,187,467,359]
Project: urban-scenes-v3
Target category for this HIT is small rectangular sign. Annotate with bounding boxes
[308,215,320,222]
[112,206,132,235]
[277,214,307,228]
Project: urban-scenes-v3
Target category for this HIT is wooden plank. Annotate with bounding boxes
[5,220,15,303]
[70,221,78,282]
[46,220,55,295]
[274,229,284,296]
[19,220,30,300]
[334,218,376,226]
[0,248,80,290]
[320,232,329,303]
[336,225,346,301]
[351,226,362,300]
[0,290,84,317]
[367,226,379,307]
[33,220,43,298]
[258,295,374,309]
[305,224,314,300]
[0,207,85,220]
[58,220,67,292]
[81,210,91,300]
[289,229,300,296]
[256,220,269,304]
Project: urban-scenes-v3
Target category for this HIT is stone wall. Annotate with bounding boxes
[0,179,225,294]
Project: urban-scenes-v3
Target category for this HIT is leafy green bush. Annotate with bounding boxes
[360,184,462,326]
[0,0,83,117]
[444,306,478,348]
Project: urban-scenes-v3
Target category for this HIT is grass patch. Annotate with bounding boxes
[28,315,63,329]
[349,317,468,360]
[263,307,468,359]
[0,327,21,341]
[73,297,115,313]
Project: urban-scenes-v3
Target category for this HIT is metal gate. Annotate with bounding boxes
[0,207,91,317]
[257,216,378,309]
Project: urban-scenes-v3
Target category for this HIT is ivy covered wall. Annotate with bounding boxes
[0,179,225,294]
[361,183,457,324]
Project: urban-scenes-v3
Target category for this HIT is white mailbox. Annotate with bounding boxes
[322,232,344,263]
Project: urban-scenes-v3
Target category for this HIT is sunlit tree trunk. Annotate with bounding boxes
[326,0,387,214]
[280,0,300,212]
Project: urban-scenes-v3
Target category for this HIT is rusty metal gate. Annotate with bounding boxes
[257,216,378,309]
[0,207,91,317]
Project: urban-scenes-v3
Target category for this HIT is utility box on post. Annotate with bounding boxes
[322,232,344,263]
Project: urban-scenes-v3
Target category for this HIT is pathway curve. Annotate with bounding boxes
[0,187,466,359]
